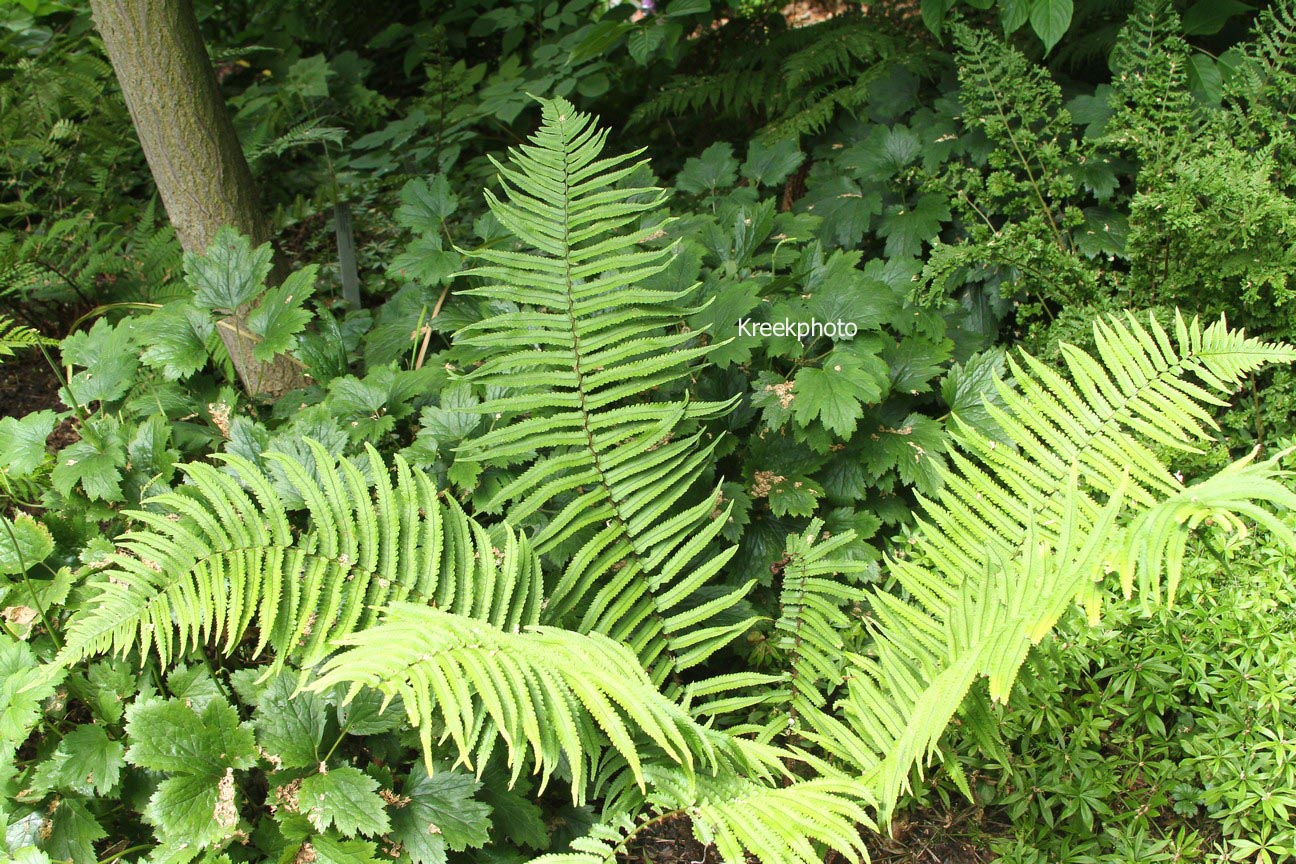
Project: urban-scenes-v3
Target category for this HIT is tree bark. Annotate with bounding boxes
[89,0,306,398]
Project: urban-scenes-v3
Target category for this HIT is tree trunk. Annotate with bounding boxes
[89,0,306,398]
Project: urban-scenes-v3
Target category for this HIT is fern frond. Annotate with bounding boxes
[56,441,543,670]
[0,315,53,360]
[690,518,870,742]
[452,98,754,684]
[311,604,757,798]
[1105,0,1198,163]
[810,312,1296,819]
[534,771,874,864]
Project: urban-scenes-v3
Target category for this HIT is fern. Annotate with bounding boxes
[532,770,873,864]
[690,518,870,744]
[1105,0,1198,165]
[808,312,1296,818]
[55,441,543,671]
[311,604,760,798]
[451,97,754,684]
[0,315,52,360]
[631,13,916,140]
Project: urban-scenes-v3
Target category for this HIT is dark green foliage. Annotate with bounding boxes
[6,1,1296,862]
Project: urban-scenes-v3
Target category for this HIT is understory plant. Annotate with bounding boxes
[5,96,1296,864]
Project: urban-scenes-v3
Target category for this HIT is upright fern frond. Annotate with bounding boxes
[0,315,53,360]
[812,312,1296,818]
[56,441,543,670]
[1105,0,1198,163]
[690,519,870,743]
[452,98,753,684]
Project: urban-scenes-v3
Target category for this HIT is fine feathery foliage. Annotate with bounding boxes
[630,13,919,140]
[55,440,544,671]
[451,97,755,686]
[0,314,53,361]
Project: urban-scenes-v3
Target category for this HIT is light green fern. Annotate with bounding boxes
[450,97,754,685]
[55,440,544,671]
[808,312,1296,818]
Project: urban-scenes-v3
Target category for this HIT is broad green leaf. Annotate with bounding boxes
[884,336,951,394]
[1029,0,1073,52]
[139,302,214,380]
[334,687,405,736]
[0,410,55,478]
[186,227,274,313]
[1182,0,1250,35]
[0,514,53,576]
[50,415,127,502]
[766,476,823,517]
[59,318,138,406]
[687,281,762,367]
[40,799,104,864]
[741,138,804,187]
[1,636,59,745]
[392,763,491,855]
[793,349,889,437]
[299,766,391,837]
[246,265,317,362]
[877,194,949,259]
[941,350,1008,441]
[125,697,257,776]
[309,836,383,864]
[799,176,880,248]
[254,671,326,769]
[416,382,480,448]
[676,142,738,195]
[31,724,124,796]
[396,176,459,234]
[388,237,461,286]
[666,0,710,15]
[1000,0,1030,31]
[143,773,233,848]
[478,772,548,849]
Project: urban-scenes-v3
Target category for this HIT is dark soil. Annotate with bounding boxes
[0,345,63,420]
[617,805,1002,864]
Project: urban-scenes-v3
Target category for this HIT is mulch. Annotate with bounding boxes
[0,344,63,420]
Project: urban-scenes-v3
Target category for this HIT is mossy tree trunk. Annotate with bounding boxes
[89,0,306,398]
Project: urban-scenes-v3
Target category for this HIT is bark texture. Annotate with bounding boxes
[90,0,306,397]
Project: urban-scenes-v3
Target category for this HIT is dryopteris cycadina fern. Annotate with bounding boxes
[55,440,544,671]
[807,312,1296,818]
[450,97,753,685]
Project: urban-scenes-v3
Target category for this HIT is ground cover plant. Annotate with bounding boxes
[4,0,1296,862]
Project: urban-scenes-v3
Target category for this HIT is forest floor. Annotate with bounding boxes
[0,343,62,420]
[618,805,1002,864]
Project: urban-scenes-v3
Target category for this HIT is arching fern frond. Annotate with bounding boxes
[56,441,543,670]
[452,97,753,684]
[807,312,1296,819]
[689,518,870,744]
[311,603,760,800]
